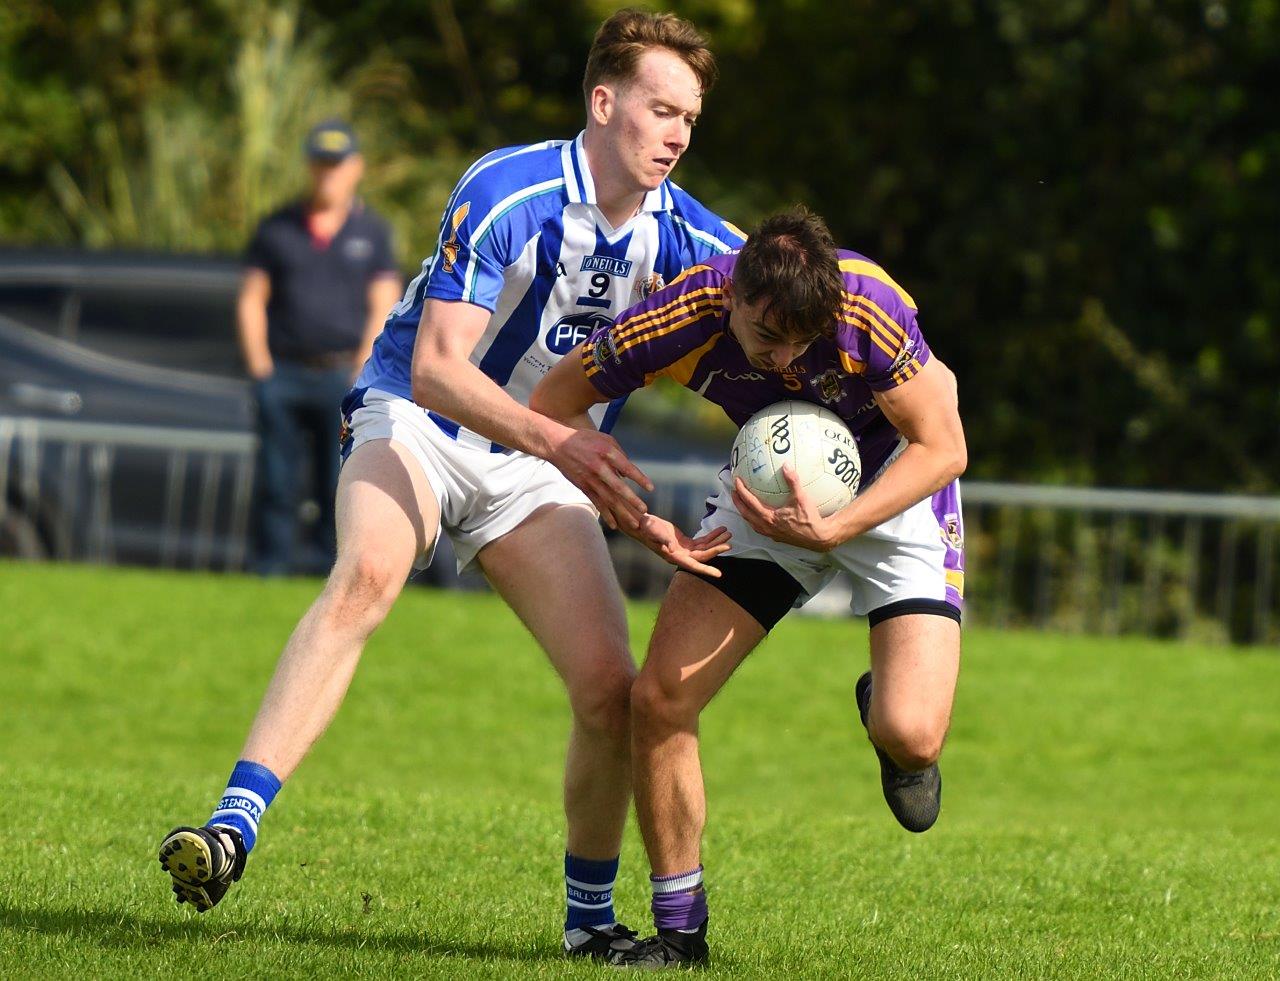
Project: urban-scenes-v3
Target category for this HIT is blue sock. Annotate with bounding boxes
[208,759,281,854]
[565,853,619,931]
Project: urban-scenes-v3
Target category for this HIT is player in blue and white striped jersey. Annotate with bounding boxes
[359,131,743,449]
[159,9,738,960]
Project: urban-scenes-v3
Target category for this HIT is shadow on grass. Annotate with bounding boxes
[0,901,554,962]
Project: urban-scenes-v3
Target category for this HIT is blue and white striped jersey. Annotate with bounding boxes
[355,131,745,452]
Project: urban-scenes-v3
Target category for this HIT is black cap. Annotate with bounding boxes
[305,120,358,162]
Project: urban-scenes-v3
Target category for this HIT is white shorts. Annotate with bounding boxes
[696,466,965,618]
[340,388,594,572]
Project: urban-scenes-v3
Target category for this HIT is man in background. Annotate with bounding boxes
[237,119,402,575]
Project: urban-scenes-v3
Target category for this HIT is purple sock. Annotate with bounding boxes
[651,866,707,931]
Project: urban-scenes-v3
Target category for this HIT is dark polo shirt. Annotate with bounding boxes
[246,201,398,361]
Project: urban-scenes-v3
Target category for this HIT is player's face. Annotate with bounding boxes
[599,48,702,192]
[727,294,813,370]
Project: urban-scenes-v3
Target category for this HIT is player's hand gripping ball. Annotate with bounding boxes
[731,401,861,517]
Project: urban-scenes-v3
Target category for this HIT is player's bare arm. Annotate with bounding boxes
[732,357,966,550]
[532,347,732,576]
[412,298,651,530]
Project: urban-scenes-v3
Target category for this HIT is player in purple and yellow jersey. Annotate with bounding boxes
[531,208,967,968]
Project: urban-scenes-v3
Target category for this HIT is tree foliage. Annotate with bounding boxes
[1,0,1277,490]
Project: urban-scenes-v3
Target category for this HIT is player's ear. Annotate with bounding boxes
[722,276,734,310]
[589,84,615,126]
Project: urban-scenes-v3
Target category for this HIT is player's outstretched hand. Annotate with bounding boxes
[732,466,838,552]
[549,429,653,531]
[633,513,732,577]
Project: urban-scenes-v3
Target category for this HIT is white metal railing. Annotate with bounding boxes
[0,416,255,570]
[616,462,1280,646]
[2,418,1276,644]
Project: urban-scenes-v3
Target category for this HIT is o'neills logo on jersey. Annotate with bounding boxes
[889,337,917,374]
[581,255,633,277]
[768,363,807,392]
[440,201,471,273]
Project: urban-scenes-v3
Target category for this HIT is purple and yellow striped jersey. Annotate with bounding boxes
[582,250,930,482]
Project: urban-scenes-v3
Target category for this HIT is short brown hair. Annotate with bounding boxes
[733,208,844,342]
[583,9,717,100]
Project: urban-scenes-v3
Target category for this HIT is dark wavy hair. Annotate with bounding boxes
[733,208,844,341]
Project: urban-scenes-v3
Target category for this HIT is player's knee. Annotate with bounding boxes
[568,658,634,739]
[630,670,696,733]
[875,718,946,770]
[324,551,403,628]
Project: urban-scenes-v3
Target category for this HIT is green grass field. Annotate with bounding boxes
[1,562,1278,978]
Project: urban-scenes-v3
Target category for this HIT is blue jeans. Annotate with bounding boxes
[252,361,351,576]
